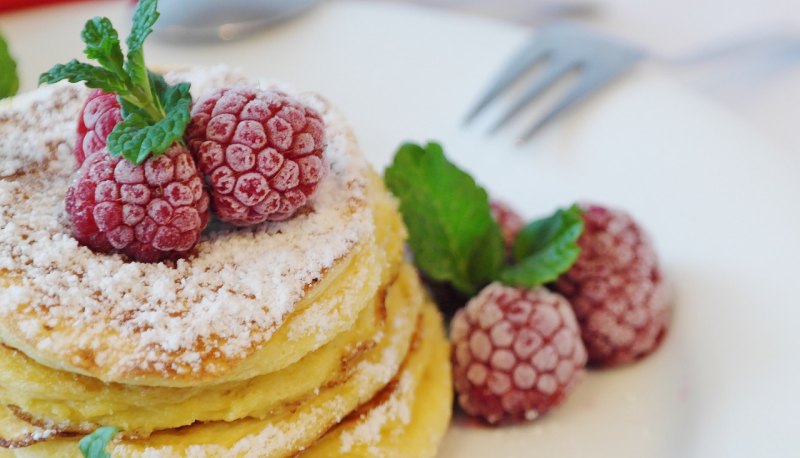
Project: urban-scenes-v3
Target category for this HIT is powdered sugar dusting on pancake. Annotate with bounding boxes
[0,67,373,380]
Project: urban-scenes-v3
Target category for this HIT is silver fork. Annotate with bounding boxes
[464,23,644,142]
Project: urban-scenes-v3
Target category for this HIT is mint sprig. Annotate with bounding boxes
[499,205,584,287]
[385,142,505,296]
[78,426,118,458]
[81,17,124,74]
[38,0,191,165]
[108,81,191,164]
[385,142,584,296]
[39,60,128,94]
[0,31,19,99]
[124,0,160,116]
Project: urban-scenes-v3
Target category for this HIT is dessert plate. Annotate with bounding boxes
[3,1,799,456]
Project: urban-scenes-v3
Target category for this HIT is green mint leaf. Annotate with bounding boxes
[148,70,168,97]
[118,95,144,119]
[124,48,150,99]
[127,0,158,53]
[118,72,165,119]
[107,113,149,162]
[0,32,19,99]
[124,0,158,91]
[385,142,505,296]
[107,81,191,164]
[78,426,118,458]
[81,17,125,77]
[499,205,584,287]
[41,0,188,165]
[38,59,127,94]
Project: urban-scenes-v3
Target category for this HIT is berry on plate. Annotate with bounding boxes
[451,283,587,424]
[552,203,671,367]
[75,90,121,166]
[41,0,203,261]
[66,146,210,262]
[490,200,524,251]
[186,87,327,225]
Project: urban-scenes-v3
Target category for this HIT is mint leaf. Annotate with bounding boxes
[0,32,19,99]
[117,71,166,119]
[127,0,158,53]
[124,49,150,103]
[499,205,584,287]
[107,82,191,164]
[125,0,158,92]
[148,70,169,97]
[385,142,505,296]
[39,0,189,165]
[78,426,118,458]
[39,59,127,94]
[81,17,125,76]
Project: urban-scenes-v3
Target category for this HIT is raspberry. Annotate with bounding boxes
[75,90,122,166]
[186,87,327,225]
[451,283,587,424]
[490,200,524,250]
[65,145,210,262]
[552,203,671,367]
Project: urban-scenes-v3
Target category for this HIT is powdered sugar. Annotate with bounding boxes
[114,307,411,458]
[0,67,373,380]
[0,83,80,178]
[339,371,414,454]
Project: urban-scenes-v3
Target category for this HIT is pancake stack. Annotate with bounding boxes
[0,67,451,457]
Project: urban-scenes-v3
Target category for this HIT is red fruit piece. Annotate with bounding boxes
[451,283,587,424]
[185,87,328,226]
[75,90,122,166]
[552,203,671,367]
[490,200,525,251]
[66,145,210,262]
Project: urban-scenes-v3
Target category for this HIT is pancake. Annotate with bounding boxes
[1,288,449,458]
[0,66,452,457]
[0,405,67,450]
[0,67,384,387]
[299,302,452,458]
[0,258,414,438]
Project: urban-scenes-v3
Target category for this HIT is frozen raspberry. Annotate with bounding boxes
[66,145,210,262]
[75,90,122,166]
[185,87,327,225]
[490,200,525,250]
[451,283,587,424]
[552,203,671,367]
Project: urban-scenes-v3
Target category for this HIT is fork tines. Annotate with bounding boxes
[465,23,643,142]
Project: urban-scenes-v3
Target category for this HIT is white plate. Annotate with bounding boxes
[3,1,800,456]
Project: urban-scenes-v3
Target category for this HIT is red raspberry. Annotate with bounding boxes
[185,87,327,226]
[65,145,210,262]
[451,283,587,424]
[552,203,671,367]
[490,200,525,250]
[75,90,122,166]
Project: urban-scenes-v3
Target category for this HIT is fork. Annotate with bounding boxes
[464,23,644,142]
